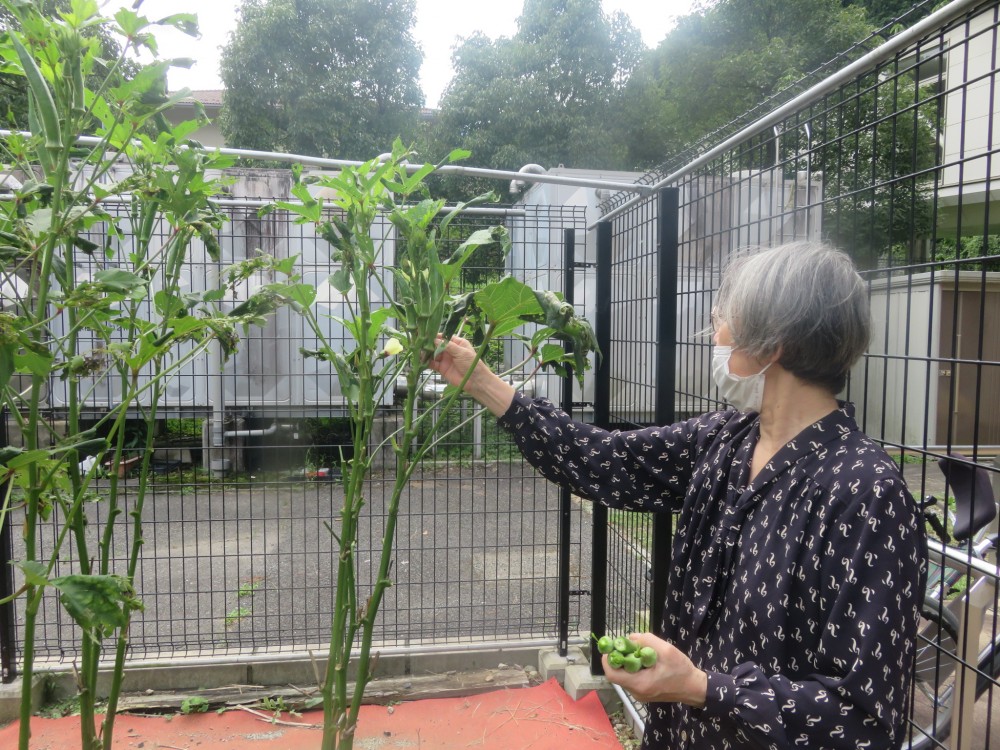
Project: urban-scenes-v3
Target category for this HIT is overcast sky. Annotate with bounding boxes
[102,0,699,108]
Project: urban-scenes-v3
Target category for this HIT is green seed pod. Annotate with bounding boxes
[622,653,642,674]
[638,646,657,668]
[607,650,625,669]
[596,635,614,654]
[11,34,61,150]
[613,636,637,655]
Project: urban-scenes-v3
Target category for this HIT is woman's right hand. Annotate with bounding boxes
[428,336,515,417]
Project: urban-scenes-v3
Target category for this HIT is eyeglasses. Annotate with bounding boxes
[710,308,723,333]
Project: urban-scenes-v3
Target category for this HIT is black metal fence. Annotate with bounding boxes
[0,202,592,675]
[3,3,1000,748]
[594,1,1000,747]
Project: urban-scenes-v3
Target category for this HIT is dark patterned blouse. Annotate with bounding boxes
[498,393,927,750]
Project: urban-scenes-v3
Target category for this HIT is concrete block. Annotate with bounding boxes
[537,645,587,683]
[564,664,619,712]
[0,676,45,725]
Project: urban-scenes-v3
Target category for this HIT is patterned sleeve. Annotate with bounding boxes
[496,391,729,511]
[698,475,927,749]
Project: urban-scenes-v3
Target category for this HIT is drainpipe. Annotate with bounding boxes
[223,422,289,439]
[205,264,225,469]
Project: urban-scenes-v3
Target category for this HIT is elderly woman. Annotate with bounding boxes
[430,242,926,750]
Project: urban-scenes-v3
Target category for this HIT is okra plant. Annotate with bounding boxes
[255,143,597,750]
[0,3,265,749]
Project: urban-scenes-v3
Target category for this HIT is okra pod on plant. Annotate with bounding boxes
[11,34,61,150]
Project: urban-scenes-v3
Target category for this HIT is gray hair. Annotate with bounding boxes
[715,241,871,394]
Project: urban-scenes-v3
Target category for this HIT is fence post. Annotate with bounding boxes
[650,188,680,638]
[589,220,612,675]
[557,227,576,657]
[0,407,15,682]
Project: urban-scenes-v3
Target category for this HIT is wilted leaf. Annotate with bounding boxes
[50,574,141,636]
[93,268,148,295]
[13,560,48,587]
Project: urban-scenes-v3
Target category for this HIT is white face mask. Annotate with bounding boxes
[711,346,772,413]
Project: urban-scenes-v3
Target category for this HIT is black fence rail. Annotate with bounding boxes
[0,203,592,674]
[595,2,1000,748]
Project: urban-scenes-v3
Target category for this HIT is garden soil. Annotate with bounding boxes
[0,678,619,749]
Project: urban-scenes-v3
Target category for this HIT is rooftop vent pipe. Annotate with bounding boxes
[509,164,547,194]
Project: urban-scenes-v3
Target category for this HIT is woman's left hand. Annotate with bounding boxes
[602,632,708,708]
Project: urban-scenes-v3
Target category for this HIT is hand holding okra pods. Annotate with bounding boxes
[594,633,658,673]
[594,632,709,708]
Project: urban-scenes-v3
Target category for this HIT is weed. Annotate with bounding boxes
[238,578,263,598]
[224,606,251,628]
[261,696,300,719]
[36,695,88,719]
[180,696,210,715]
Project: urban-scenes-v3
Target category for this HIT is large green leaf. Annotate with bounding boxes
[93,268,148,295]
[474,276,543,325]
[50,574,140,636]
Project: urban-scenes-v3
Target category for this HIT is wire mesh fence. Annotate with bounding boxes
[596,2,1000,747]
[1,201,592,669]
[2,4,999,748]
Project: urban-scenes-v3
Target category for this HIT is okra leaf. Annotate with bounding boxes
[13,560,49,588]
[50,574,140,637]
[329,267,353,294]
[436,226,509,286]
[329,351,360,404]
[285,283,316,311]
[15,348,52,378]
[93,268,148,294]
[474,276,543,325]
[6,448,50,469]
[154,13,199,37]
[538,342,568,365]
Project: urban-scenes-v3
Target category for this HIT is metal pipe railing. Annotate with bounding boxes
[0,130,654,196]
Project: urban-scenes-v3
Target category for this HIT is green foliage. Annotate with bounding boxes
[815,75,938,268]
[430,0,643,198]
[224,605,251,628]
[888,234,1000,272]
[620,0,873,167]
[180,696,210,714]
[0,4,276,749]
[251,141,597,750]
[220,0,423,159]
[237,578,263,597]
[842,0,942,30]
[0,0,139,130]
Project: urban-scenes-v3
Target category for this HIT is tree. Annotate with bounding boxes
[841,0,942,30]
[220,0,423,159]
[814,72,938,267]
[430,0,643,192]
[620,0,873,167]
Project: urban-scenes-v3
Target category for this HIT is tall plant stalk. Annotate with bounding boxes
[260,146,598,750]
[0,4,269,749]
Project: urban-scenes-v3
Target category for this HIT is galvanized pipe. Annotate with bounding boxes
[0,131,652,195]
